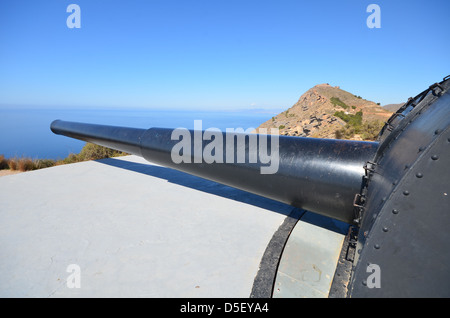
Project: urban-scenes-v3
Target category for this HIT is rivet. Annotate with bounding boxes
[392,209,399,214]
[434,129,441,135]
[416,172,423,178]
[362,280,367,286]
[382,227,388,232]
[374,244,380,249]
[431,155,439,160]
[419,146,426,152]
[403,190,410,196]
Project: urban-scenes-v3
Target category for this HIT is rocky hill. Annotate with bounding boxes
[256,83,393,141]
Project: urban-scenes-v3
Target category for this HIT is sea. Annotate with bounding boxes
[0,107,280,160]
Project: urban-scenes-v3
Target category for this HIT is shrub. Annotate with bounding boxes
[8,158,18,170]
[54,143,128,165]
[33,159,56,170]
[78,143,128,161]
[0,155,9,170]
[334,111,363,127]
[334,119,384,141]
[1,143,128,174]
[360,120,384,140]
[58,153,80,165]
[278,125,285,130]
[330,97,349,109]
[18,158,34,171]
[5,157,35,171]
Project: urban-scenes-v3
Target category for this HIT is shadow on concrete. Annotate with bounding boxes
[96,157,350,234]
[96,157,295,217]
[300,211,350,235]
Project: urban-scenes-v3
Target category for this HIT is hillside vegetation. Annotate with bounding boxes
[256,83,392,141]
[0,144,129,172]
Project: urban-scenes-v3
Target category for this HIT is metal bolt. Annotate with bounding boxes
[431,155,439,160]
[403,190,410,196]
[392,209,399,214]
[416,172,423,178]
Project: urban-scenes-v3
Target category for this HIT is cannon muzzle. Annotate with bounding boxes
[51,119,378,224]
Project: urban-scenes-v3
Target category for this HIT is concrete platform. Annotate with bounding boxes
[0,155,347,297]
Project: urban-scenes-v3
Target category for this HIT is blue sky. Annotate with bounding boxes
[1,0,449,110]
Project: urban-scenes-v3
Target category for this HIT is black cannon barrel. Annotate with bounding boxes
[51,119,378,224]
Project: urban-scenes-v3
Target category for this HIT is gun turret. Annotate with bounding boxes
[51,75,450,297]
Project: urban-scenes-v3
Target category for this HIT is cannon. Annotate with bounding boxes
[51,76,450,297]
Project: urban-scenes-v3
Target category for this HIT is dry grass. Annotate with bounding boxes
[4,157,34,171]
[0,143,128,174]
[18,158,35,171]
[1,156,56,172]
[7,157,18,170]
